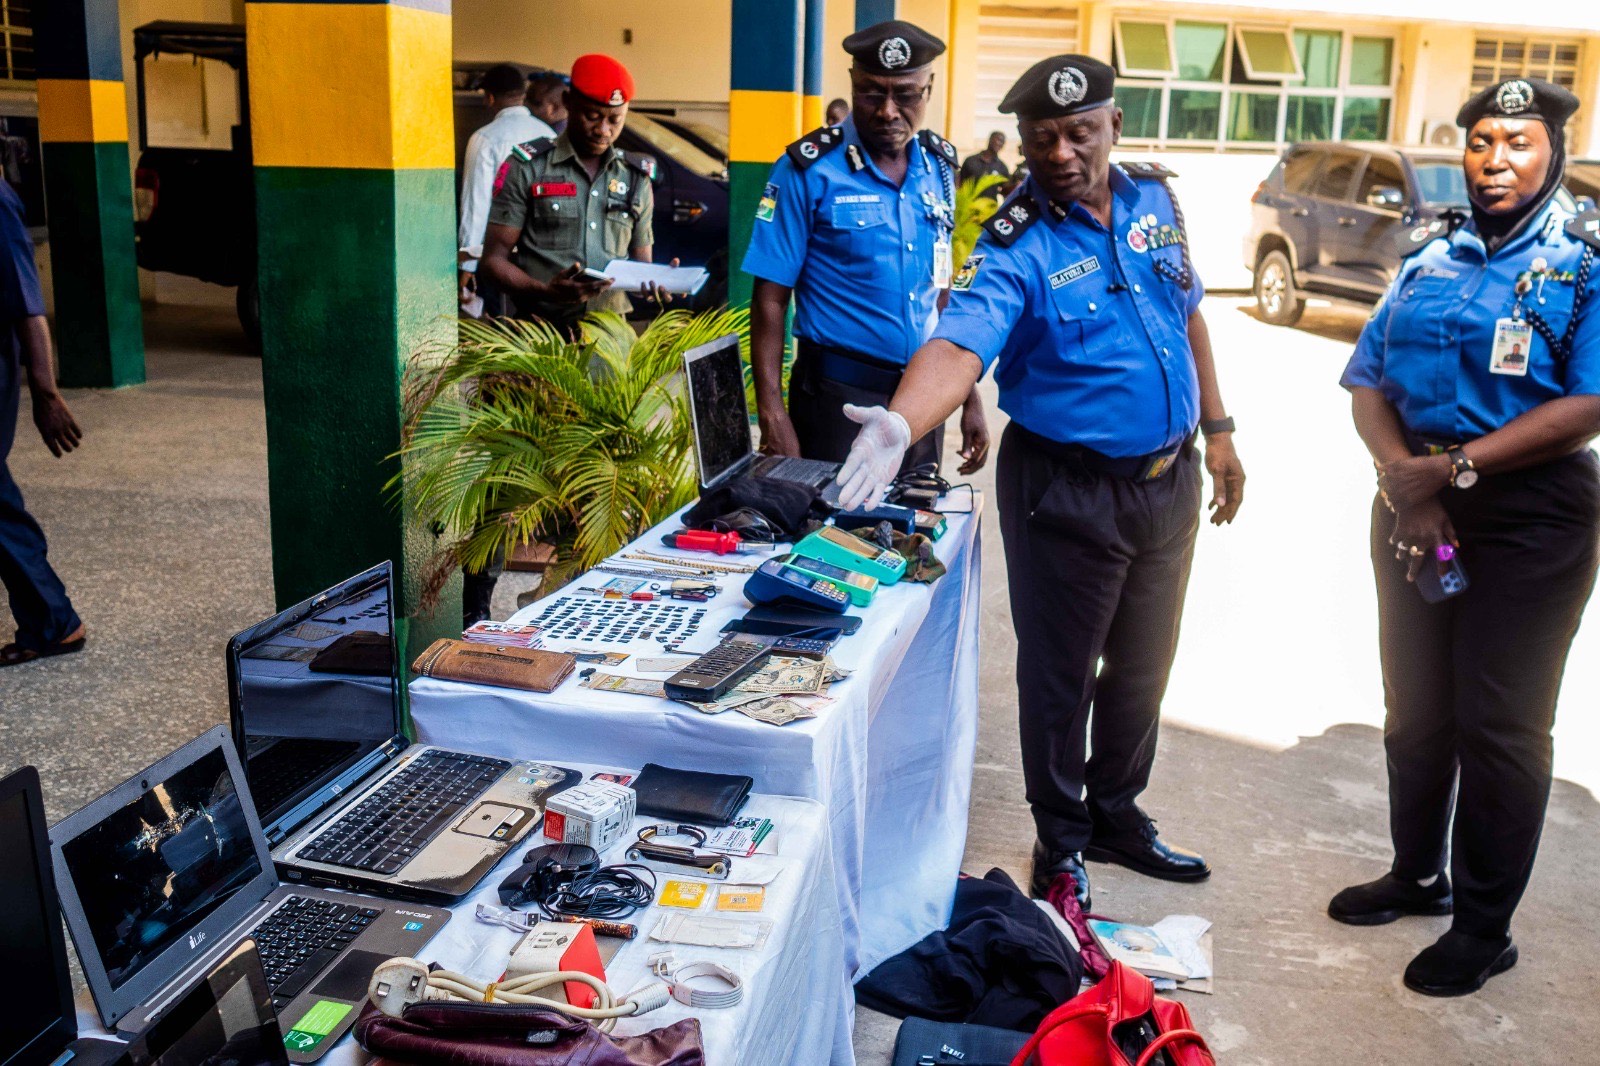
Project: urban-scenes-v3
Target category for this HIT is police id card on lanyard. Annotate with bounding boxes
[1491,317,1532,376]
[933,235,953,289]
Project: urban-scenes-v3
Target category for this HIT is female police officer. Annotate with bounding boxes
[1331,77,1600,996]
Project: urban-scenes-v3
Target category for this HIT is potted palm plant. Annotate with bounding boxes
[397,307,749,607]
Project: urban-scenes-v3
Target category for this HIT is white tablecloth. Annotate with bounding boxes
[411,499,985,979]
[79,779,851,1066]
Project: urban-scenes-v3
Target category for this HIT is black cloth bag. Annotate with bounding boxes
[682,476,822,539]
[856,869,1085,1032]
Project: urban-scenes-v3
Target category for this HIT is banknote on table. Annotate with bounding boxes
[580,672,666,697]
[737,655,832,695]
[680,689,774,715]
[735,695,820,726]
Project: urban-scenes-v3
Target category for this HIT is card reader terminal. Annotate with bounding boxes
[743,558,852,613]
[793,525,909,585]
[781,553,878,607]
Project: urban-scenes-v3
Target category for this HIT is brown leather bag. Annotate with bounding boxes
[353,1001,705,1066]
[410,639,575,693]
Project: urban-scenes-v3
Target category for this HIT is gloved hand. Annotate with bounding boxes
[835,404,911,510]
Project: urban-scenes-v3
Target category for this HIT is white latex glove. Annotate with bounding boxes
[834,404,911,510]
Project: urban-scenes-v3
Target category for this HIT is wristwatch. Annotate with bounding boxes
[1446,445,1478,489]
[1200,416,1236,437]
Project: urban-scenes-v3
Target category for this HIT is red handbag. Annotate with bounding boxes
[1010,961,1214,1066]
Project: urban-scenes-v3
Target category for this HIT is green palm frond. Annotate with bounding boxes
[953,173,1009,267]
[394,306,749,608]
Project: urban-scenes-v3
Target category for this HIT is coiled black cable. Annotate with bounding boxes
[538,863,657,920]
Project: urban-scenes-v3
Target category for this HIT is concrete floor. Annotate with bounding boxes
[5,285,1600,1063]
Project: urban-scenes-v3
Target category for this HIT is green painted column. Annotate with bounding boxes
[728,0,804,311]
[246,0,459,683]
[35,0,145,388]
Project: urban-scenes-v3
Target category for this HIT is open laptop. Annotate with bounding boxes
[49,726,445,1059]
[0,765,126,1066]
[227,561,581,904]
[683,334,843,505]
[120,939,287,1066]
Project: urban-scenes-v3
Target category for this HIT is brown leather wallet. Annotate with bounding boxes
[411,639,575,693]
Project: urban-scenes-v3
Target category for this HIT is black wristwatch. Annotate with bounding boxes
[1446,445,1478,489]
[1200,416,1236,437]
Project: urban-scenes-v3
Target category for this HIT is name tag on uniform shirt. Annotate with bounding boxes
[1049,256,1101,288]
[1490,317,1532,376]
[532,182,578,198]
[1415,266,1461,280]
[832,194,882,204]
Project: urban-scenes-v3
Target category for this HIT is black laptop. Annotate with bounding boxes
[683,334,844,504]
[49,727,445,1060]
[226,561,580,904]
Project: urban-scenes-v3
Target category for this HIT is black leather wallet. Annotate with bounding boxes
[630,763,753,827]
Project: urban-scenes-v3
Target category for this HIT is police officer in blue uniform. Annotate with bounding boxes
[742,20,989,474]
[1330,78,1600,997]
[835,56,1246,909]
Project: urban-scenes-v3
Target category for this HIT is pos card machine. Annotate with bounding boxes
[794,525,908,585]
[743,558,851,614]
[782,553,878,607]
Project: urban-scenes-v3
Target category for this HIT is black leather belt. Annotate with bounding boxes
[1403,429,1463,457]
[1013,423,1193,481]
[794,338,905,395]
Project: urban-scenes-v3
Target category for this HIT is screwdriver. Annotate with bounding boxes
[661,530,762,555]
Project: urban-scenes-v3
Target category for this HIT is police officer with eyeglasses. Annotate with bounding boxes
[742,20,990,477]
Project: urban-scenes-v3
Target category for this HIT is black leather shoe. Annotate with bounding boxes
[1084,821,1210,882]
[1404,931,1517,997]
[1327,872,1452,926]
[1030,841,1091,911]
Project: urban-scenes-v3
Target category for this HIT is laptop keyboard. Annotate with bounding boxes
[252,895,381,1010]
[758,456,838,485]
[296,750,511,876]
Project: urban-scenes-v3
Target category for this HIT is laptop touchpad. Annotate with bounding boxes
[454,802,526,840]
[310,949,391,1002]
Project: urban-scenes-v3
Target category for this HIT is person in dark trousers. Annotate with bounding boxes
[833,56,1246,911]
[959,130,1012,184]
[0,179,85,667]
[742,19,989,475]
[1331,77,1600,997]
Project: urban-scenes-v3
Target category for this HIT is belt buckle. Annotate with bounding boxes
[1137,448,1180,481]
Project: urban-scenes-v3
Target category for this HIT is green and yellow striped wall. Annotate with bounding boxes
[728,0,804,310]
[246,0,459,665]
[36,0,145,388]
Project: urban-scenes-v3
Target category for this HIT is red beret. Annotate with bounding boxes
[570,53,635,107]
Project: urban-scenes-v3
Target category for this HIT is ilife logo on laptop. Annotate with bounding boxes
[188,930,207,950]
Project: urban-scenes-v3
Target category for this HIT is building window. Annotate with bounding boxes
[1113,19,1394,149]
[1472,36,1582,90]
[0,0,33,85]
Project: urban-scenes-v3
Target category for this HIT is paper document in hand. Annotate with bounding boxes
[1086,919,1190,980]
[597,259,709,295]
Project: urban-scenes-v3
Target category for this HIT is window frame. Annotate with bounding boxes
[0,0,33,88]
[1114,17,1179,80]
[1234,25,1305,83]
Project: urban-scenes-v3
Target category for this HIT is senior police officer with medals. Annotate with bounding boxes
[480,54,668,338]
[835,56,1246,909]
[742,21,990,474]
[1331,78,1600,996]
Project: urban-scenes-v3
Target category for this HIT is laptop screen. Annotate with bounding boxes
[684,335,754,489]
[229,563,401,832]
[124,940,286,1066]
[0,768,77,1066]
[57,746,263,992]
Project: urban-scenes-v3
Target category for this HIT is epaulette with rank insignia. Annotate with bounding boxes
[1567,209,1600,252]
[982,193,1039,247]
[918,129,959,171]
[509,137,555,163]
[1395,209,1467,259]
[622,150,657,181]
[786,126,845,169]
[1120,160,1179,180]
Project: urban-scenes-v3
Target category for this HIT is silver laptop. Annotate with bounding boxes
[48,726,445,1059]
[683,334,843,504]
[226,561,580,905]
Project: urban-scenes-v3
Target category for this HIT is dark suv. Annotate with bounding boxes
[1244,142,1470,326]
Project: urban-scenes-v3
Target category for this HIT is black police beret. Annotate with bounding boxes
[843,20,945,75]
[1457,77,1580,130]
[999,55,1115,121]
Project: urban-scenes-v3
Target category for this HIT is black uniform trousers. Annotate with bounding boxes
[0,346,79,650]
[996,422,1202,853]
[1374,449,1600,939]
[789,342,943,474]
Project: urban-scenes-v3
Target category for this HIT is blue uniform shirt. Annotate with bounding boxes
[0,180,43,327]
[740,118,954,365]
[1341,199,1600,439]
[934,168,1204,457]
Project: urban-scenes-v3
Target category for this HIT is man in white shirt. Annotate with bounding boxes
[459,64,555,318]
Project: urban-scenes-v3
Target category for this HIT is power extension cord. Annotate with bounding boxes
[367,957,669,1032]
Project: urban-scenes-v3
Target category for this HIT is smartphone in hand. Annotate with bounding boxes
[1416,544,1469,603]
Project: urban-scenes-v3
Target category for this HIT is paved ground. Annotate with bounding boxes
[5,285,1600,1063]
